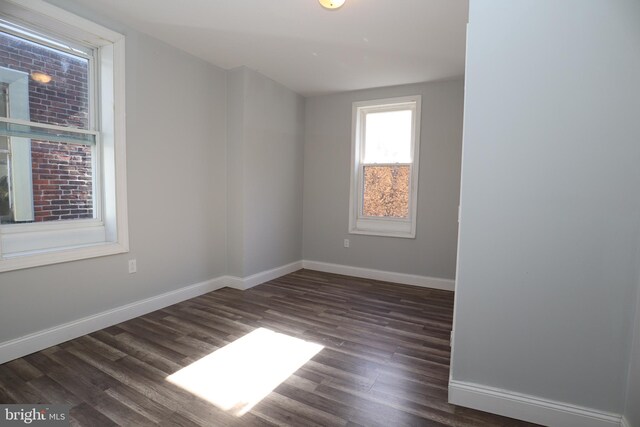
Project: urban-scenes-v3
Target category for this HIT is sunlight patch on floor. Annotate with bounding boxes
[166,327,323,416]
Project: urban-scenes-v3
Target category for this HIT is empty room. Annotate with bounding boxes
[0,0,639,426]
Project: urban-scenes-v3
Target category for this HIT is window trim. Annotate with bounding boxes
[348,95,421,239]
[0,0,129,272]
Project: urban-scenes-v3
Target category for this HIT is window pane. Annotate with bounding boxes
[0,138,94,224]
[32,139,94,223]
[0,31,90,130]
[363,110,412,163]
[363,165,410,218]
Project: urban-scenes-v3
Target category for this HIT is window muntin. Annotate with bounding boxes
[0,0,128,271]
[350,96,421,238]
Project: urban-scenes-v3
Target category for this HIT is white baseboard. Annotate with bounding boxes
[226,260,454,292]
[302,260,455,291]
[0,260,449,365]
[0,276,227,365]
[449,380,624,427]
[621,416,632,427]
[226,260,303,290]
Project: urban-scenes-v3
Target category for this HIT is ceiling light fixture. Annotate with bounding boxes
[319,0,346,10]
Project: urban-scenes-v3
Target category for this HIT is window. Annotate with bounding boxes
[0,0,128,271]
[349,96,421,238]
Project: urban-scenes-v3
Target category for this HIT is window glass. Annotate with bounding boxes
[0,30,94,225]
[363,110,412,164]
[363,165,410,218]
[30,139,93,223]
[0,31,90,129]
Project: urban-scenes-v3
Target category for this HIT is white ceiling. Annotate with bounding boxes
[72,0,469,96]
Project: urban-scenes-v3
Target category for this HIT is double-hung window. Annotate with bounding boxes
[0,0,128,271]
[349,96,421,238]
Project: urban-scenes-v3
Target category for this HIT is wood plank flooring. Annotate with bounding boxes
[0,269,539,426]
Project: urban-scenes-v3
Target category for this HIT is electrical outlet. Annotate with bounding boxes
[128,259,137,274]
[344,239,350,248]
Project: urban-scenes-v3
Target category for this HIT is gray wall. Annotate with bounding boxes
[303,80,464,279]
[451,0,640,415]
[625,281,640,427]
[226,67,304,277]
[226,69,246,277]
[0,0,228,343]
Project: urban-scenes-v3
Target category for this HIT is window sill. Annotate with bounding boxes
[0,241,128,272]
[350,217,416,239]
[349,228,416,239]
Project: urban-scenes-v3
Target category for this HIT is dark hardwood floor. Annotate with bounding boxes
[0,269,539,426]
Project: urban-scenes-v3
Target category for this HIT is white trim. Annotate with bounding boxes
[0,275,228,364]
[226,261,304,291]
[1,0,123,46]
[225,276,244,290]
[1,218,102,234]
[1,223,106,255]
[302,260,455,291]
[621,416,632,427]
[111,37,129,251]
[0,16,93,60]
[448,380,624,427]
[0,242,126,273]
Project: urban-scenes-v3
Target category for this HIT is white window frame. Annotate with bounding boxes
[349,95,421,238]
[0,0,129,272]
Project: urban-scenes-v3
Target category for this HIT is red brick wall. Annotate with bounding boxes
[31,143,93,221]
[0,31,93,222]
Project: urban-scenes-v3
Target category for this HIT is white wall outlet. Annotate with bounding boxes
[344,239,350,248]
[128,259,137,274]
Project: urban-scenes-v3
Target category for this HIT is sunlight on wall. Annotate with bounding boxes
[166,327,324,416]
